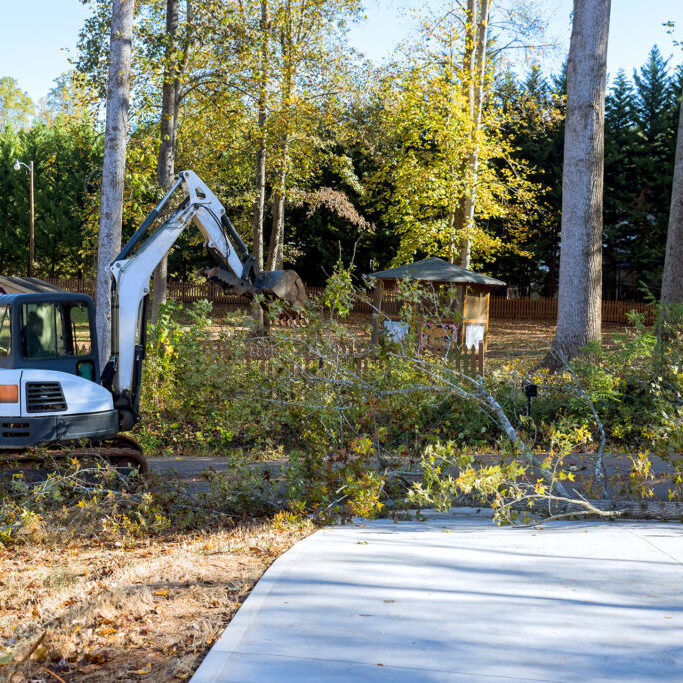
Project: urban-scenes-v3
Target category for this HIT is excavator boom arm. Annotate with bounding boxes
[105,170,304,429]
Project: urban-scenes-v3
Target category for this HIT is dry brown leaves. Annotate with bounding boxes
[0,521,312,682]
[486,318,630,362]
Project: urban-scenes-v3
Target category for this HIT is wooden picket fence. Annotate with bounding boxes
[209,337,485,378]
[44,278,655,325]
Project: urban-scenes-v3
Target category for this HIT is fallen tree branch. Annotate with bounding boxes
[554,350,609,498]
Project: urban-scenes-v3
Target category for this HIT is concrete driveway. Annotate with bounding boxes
[191,512,683,682]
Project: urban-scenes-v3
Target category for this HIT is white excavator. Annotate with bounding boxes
[0,171,306,474]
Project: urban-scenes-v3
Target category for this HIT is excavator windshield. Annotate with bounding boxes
[21,302,93,361]
[22,302,67,358]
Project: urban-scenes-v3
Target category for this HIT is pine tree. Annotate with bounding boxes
[606,70,636,134]
[603,70,638,298]
[633,46,673,144]
[628,46,677,295]
[524,63,549,103]
[551,59,568,97]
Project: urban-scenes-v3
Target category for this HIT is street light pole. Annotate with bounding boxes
[13,159,35,277]
[28,161,34,278]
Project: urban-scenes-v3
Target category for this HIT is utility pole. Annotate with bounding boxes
[29,160,34,278]
[14,159,35,277]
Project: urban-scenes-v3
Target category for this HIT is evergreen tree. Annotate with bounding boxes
[628,46,677,295]
[633,46,673,143]
[487,64,565,296]
[603,70,638,297]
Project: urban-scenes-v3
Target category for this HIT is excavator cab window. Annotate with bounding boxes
[0,306,11,358]
[22,302,67,358]
[21,302,93,360]
[69,304,92,356]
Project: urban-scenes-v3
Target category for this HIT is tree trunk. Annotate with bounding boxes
[266,135,288,271]
[451,0,476,260]
[459,0,490,270]
[251,0,269,329]
[151,0,181,324]
[661,86,683,309]
[95,0,135,370]
[266,24,292,273]
[549,0,610,364]
[252,0,269,273]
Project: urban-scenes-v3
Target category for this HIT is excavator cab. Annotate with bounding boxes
[0,289,120,452]
[0,292,100,381]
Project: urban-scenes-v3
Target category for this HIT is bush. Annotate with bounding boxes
[132,281,683,524]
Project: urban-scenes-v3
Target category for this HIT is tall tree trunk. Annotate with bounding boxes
[252,0,269,273]
[251,0,269,329]
[450,0,476,263]
[550,0,611,364]
[459,0,490,270]
[95,0,135,369]
[151,0,181,324]
[265,22,292,273]
[266,133,289,271]
[661,87,683,309]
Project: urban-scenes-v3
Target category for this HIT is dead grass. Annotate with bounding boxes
[0,521,312,682]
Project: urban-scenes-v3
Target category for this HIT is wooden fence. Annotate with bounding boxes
[489,296,655,325]
[44,278,655,325]
[209,338,485,378]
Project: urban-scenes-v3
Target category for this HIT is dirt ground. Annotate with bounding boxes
[205,306,634,364]
[0,522,311,682]
[486,317,630,362]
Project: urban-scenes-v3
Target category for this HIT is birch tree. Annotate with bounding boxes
[455,0,491,269]
[264,0,363,271]
[265,10,293,272]
[371,5,544,266]
[252,0,270,274]
[550,0,611,363]
[96,0,135,369]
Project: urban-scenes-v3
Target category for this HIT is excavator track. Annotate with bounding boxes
[0,435,148,481]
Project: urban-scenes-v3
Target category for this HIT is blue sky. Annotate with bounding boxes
[1,0,682,103]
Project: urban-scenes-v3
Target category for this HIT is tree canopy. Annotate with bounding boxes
[0,6,680,301]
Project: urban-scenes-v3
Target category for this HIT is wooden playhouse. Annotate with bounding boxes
[367,257,505,351]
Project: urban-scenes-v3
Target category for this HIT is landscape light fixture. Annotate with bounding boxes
[12,159,35,277]
[524,383,538,417]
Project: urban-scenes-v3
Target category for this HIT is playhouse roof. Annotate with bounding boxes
[0,276,64,295]
[367,257,505,287]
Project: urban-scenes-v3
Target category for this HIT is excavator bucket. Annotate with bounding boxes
[253,269,307,304]
[202,266,307,305]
